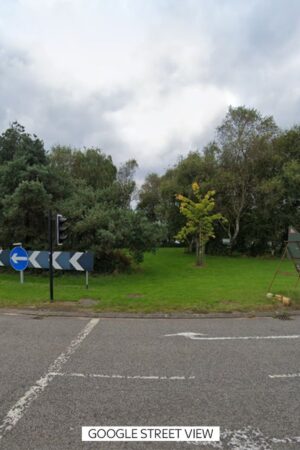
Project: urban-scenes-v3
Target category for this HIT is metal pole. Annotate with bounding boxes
[294,273,300,289]
[86,271,89,289]
[13,242,24,284]
[268,244,288,292]
[48,209,54,302]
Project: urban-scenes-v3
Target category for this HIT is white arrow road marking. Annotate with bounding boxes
[164,332,207,338]
[52,252,62,270]
[187,335,300,341]
[29,251,41,269]
[164,332,300,341]
[70,252,84,271]
[0,250,3,266]
[11,254,27,265]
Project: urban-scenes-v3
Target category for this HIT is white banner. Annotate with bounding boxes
[82,426,220,442]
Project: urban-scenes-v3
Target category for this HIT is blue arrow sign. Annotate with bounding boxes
[10,247,29,271]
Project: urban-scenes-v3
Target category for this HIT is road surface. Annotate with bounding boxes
[0,313,299,449]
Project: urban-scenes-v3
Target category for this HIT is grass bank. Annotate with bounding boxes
[0,248,299,313]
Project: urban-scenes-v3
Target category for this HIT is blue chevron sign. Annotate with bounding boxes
[0,250,94,272]
[0,249,10,267]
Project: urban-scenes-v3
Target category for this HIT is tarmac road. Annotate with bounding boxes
[0,313,299,450]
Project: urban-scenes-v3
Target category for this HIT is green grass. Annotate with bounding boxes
[0,248,299,313]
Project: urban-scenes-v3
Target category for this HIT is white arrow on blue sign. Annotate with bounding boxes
[10,247,29,271]
[0,249,94,271]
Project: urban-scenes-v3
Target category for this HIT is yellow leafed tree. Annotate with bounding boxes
[175,182,226,266]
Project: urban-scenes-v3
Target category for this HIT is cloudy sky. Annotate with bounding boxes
[1,0,300,180]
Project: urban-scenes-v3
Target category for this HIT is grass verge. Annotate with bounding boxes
[0,248,299,313]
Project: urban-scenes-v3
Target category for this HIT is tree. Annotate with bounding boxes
[73,206,164,272]
[1,180,51,247]
[0,123,163,271]
[49,145,117,190]
[138,173,162,222]
[0,123,51,246]
[215,106,279,249]
[116,159,138,208]
[175,182,225,266]
[0,122,46,166]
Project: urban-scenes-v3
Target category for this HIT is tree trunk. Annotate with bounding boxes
[196,234,205,266]
[188,237,194,253]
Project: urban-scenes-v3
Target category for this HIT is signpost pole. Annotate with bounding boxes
[86,270,89,289]
[48,210,54,302]
[12,242,25,284]
[85,251,89,289]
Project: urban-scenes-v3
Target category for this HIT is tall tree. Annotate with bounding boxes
[138,173,162,222]
[215,106,279,248]
[0,123,50,246]
[49,145,117,190]
[1,180,51,247]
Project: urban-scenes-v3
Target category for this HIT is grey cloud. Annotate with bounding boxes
[1,0,300,181]
[0,43,133,163]
[192,0,300,126]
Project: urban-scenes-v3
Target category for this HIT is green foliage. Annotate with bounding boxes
[49,145,117,190]
[0,122,46,166]
[73,207,164,271]
[176,182,226,265]
[0,124,163,272]
[138,173,162,221]
[0,123,51,247]
[138,105,300,257]
[215,106,279,248]
[1,102,300,270]
[2,180,51,248]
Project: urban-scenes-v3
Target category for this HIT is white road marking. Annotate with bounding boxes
[269,372,300,379]
[165,332,207,338]
[0,318,99,441]
[165,332,300,341]
[2,313,20,316]
[188,426,300,449]
[49,372,196,380]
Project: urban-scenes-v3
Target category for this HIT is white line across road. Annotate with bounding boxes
[0,318,99,441]
[269,372,300,379]
[49,372,196,380]
[164,332,300,341]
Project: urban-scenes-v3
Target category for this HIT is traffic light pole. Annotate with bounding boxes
[48,209,54,302]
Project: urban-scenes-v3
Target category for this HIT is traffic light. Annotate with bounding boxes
[56,214,68,246]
